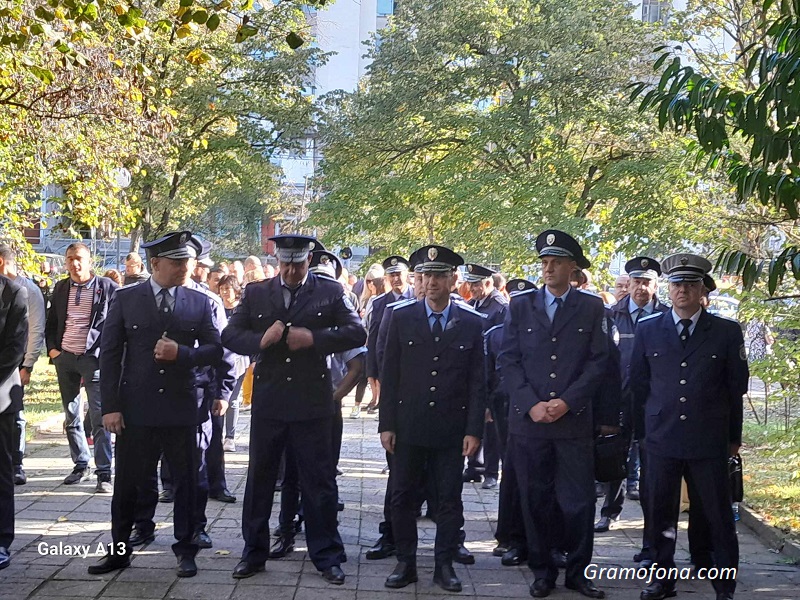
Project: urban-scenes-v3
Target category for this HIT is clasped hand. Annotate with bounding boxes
[528,399,569,423]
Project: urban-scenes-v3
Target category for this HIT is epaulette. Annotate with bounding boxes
[373,291,389,302]
[638,312,664,324]
[483,323,504,338]
[578,288,602,298]
[455,302,488,318]
[391,298,417,311]
[512,288,537,298]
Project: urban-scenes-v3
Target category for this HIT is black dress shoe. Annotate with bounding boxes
[192,530,213,549]
[716,592,734,600]
[366,537,396,560]
[209,490,236,503]
[640,559,654,568]
[176,555,197,577]
[565,577,605,598]
[433,563,462,593]
[501,547,527,566]
[626,487,640,501]
[129,529,155,546]
[454,543,474,565]
[158,489,174,503]
[640,582,676,600]
[337,498,345,511]
[462,469,483,483]
[13,467,26,485]
[269,535,295,558]
[594,516,614,532]
[321,565,345,585]
[550,549,567,569]
[232,560,265,579]
[530,578,556,598]
[0,547,10,570]
[482,476,498,489]
[87,553,131,574]
[385,561,418,588]
[492,544,510,557]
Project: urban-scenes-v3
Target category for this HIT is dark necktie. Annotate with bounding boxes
[72,281,86,305]
[551,297,563,332]
[158,288,173,315]
[679,318,692,347]
[431,313,443,337]
[633,307,644,326]
[285,285,300,310]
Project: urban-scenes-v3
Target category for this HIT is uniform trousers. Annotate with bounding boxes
[13,410,24,467]
[241,416,343,570]
[111,425,199,558]
[391,442,464,566]
[52,352,112,475]
[511,435,595,584]
[0,413,15,549]
[638,442,653,558]
[494,442,527,549]
[645,452,737,594]
[135,420,214,536]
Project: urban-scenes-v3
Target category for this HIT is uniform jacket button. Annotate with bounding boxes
[132,324,138,330]
[434,337,440,342]
[318,312,322,316]
[408,341,413,345]
[258,314,263,318]
[680,361,687,367]
[549,373,556,379]
[551,337,557,342]
[286,358,291,363]
[459,345,464,349]
[430,386,436,392]
[286,377,292,382]
[527,328,532,333]
[680,397,687,402]
[159,369,165,374]
[653,352,658,357]
[158,388,164,393]
[429,401,435,407]
[680,415,687,420]
[711,354,717,359]
[431,371,438,376]
[679,379,687,385]
[550,392,557,397]
[286,322,292,327]
[578,328,583,332]
[256,375,260,380]
[551,355,557,360]
[433,356,439,361]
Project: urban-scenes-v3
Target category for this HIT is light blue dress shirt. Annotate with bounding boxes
[671,308,702,336]
[544,287,570,323]
[425,300,452,331]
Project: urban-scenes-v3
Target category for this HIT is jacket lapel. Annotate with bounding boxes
[660,309,683,353]
[140,279,163,329]
[529,290,552,331]
[682,310,712,359]
[266,277,289,320]
[551,289,578,336]
[440,302,461,345]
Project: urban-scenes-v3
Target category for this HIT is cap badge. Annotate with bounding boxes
[467,265,473,272]
[390,258,397,265]
[309,241,316,251]
[641,259,649,268]
[680,256,689,266]
[546,233,555,245]
[517,282,525,290]
[427,247,438,260]
[320,256,330,265]
[180,233,187,243]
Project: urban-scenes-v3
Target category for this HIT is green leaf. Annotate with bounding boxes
[180,0,193,6]
[206,13,220,31]
[28,66,55,85]
[193,9,208,24]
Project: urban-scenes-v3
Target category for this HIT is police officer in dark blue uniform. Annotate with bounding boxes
[489,278,535,564]
[597,257,669,538]
[222,234,366,585]
[379,245,486,593]
[463,263,508,487]
[89,231,223,577]
[630,254,748,600]
[499,230,609,599]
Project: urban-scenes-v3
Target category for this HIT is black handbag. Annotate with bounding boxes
[594,433,629,483]
[729,454,744,503]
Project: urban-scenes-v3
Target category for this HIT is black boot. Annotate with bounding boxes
[269,535,295,559]
[433,562,462,593]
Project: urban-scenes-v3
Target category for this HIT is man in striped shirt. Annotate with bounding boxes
[45,243,118,492]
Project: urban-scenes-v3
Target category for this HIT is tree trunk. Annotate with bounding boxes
[129,226,142,253]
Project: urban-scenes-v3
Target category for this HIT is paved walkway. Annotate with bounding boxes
[2,399,797,600]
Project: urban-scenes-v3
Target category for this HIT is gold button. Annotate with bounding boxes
[551,355,557,360]
[681,362,687,367]
[680,379,686,385]
[431,371,438,376]
[429,402,435,407]
[680,397,687,403]
[680,415,687,421]
[430,386,436,392]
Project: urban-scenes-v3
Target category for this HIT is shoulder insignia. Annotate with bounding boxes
[392,299,417,311]
[578,288,602,299]
[455,303,488,318]
[513,288,537,298]
[373,291,389,302]
[638,312,664,324]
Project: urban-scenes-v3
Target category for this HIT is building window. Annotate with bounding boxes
[641,0,670,24]
[377,0,394,16]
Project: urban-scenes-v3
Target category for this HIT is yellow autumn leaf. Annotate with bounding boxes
[57,516,68,522]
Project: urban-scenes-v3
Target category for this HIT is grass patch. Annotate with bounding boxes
[741,421,800,539]
[23,360,63,436]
